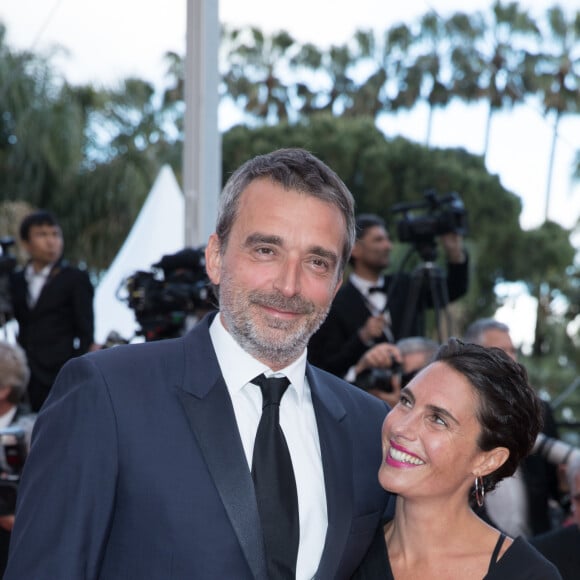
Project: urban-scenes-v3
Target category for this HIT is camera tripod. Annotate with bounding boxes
[398,243,452,343]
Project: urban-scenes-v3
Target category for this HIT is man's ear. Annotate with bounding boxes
[473,446,510,479]
[204,234,222,285]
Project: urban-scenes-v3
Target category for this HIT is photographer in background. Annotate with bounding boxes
[355,335,439,407]
[10,210,97,412]
[0,341,34,576]
[308,213,468,388]
[531,454,580,579]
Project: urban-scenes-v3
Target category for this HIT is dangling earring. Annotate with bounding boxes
[475,475,485,507]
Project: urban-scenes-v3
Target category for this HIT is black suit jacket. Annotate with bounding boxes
[5,314,392,579]
[308,260,468,378]
[10,259,94,389]
[531,524,580,580]
[522,401,562,536]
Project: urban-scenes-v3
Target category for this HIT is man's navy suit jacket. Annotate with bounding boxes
[5,314,391,579]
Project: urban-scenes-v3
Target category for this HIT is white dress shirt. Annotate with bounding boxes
[350,272,387,315]
[24,263,52,307]
[209,314,327,579]
[344,274,394,382]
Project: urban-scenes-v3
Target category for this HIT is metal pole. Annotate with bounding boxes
[183,0,221,247]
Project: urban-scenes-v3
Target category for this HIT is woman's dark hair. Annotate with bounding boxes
[434,338,543,494]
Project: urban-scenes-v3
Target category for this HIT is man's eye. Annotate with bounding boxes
[310,257,329,269]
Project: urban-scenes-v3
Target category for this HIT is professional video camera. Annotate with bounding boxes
[118,246,213,341]
[0,425,27,516]
[391,190,468,262]
[0,237,17,324]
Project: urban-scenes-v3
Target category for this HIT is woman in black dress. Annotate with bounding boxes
[353,338,561,579]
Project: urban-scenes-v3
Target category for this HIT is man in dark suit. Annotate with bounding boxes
[10,210,96,411]
[5,149,392,579]
[531,455,580,579]
[308,213,468,385]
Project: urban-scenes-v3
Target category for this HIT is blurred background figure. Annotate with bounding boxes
[464,318,562,538]
[531,454,580,579]
[356,336,439,408]
[9,210,97,411]
[0,341,35,576]
[396,336,439,385]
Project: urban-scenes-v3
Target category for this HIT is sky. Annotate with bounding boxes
[0,0,579,235]
[1,0,580,350]
[0,0,578,353]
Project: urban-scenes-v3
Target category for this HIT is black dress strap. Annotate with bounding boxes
[487,532,507,573]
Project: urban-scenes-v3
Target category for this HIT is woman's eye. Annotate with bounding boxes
[432,414,447,427]
[399,394,411,407]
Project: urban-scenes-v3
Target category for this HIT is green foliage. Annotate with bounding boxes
[0,25,181,271]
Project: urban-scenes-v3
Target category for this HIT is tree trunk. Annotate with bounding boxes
[544,112,560,222]
[533,283,550,357]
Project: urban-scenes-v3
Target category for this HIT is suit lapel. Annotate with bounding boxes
[307,366,353,580]
[177,319,268,580]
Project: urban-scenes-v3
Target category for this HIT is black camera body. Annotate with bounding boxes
[391,190,468,261]
[120,247,212,341]
[355,363,403,394]
[0,426,28,516]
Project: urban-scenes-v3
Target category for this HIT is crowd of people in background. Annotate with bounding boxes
[0,154,576,578]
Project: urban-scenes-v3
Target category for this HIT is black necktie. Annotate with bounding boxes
[251,374,299,579]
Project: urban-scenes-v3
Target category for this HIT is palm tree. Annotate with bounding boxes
[532,5,580,221]
[449,2,540,163]
[221,26,298,124]
[387,12,455,146]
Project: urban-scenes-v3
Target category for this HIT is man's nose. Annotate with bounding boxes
[273,258,301,296]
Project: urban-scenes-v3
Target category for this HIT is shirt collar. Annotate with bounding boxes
[209,313,307,402]
[24,262,53,280]
[350,272,384,294]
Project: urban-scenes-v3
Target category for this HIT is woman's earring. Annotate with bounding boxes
[475,475,485,507]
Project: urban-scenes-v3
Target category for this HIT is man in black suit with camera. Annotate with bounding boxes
[10,210,96,411]
[308,213,468,394]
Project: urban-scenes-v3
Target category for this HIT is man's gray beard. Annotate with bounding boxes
[219,283,331,368]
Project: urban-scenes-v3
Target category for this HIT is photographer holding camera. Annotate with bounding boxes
[0,341,34,576]
[308,212,468,397]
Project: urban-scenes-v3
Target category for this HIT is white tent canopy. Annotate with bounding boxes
[94,165,185,344]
